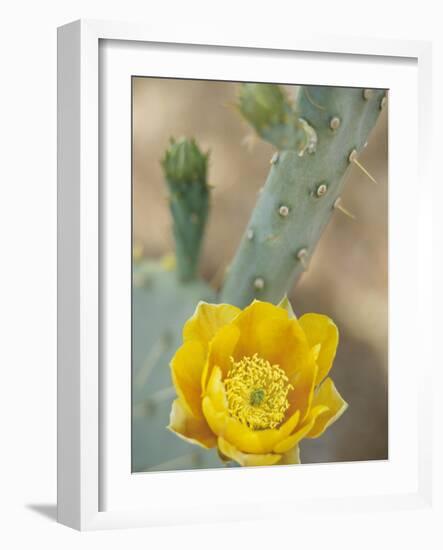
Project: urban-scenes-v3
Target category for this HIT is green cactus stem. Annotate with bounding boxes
[161,137,210,282]
[221,85,386,308]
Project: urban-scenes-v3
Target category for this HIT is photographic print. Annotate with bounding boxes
[131,78,388,472]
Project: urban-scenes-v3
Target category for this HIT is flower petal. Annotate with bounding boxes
[306,378,348,438]
[168,399,216,449]
[201,323,241,391]
[233,300,288,359]
[170,340,206,418]
[253,317,293,366]
[299,313,339,385]
[254,317,313,378]
[183,301,241,350]
[218,437,282,467]
[273,405,329,453]
[202,366,301,454]
[204,363,229,411]
[287,359,318,423]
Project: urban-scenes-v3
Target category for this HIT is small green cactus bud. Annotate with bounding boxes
[238,83,289,132]
[161,137,210,282]
[162,137,208,187]
[237,83,317,155]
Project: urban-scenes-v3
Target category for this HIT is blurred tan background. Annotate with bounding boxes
[133,77,388,463]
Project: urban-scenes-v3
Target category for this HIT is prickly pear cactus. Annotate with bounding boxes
[221,84,386,307]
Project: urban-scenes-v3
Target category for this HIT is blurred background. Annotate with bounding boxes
[133,77,388,465]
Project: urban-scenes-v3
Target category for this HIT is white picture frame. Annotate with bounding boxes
[57,19,433,531]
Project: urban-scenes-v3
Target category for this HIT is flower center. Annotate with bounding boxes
[224,353,293,430]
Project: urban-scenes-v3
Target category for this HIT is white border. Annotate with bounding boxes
[57,19,433,530]
[101,40,418,511]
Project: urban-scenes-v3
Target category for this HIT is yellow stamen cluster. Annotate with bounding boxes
[224,354,293,430]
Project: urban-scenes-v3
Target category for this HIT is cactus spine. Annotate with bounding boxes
[162,137,210,282]
[221,85,386,307]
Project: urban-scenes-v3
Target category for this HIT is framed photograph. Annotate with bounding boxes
[57,19,433,530]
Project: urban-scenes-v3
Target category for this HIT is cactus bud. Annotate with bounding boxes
[237,83,317,154]
[162,137,208,187]
[161,137,210,282]
[238,83,289,132]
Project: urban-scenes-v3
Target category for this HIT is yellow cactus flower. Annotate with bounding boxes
[168,298,347,466]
